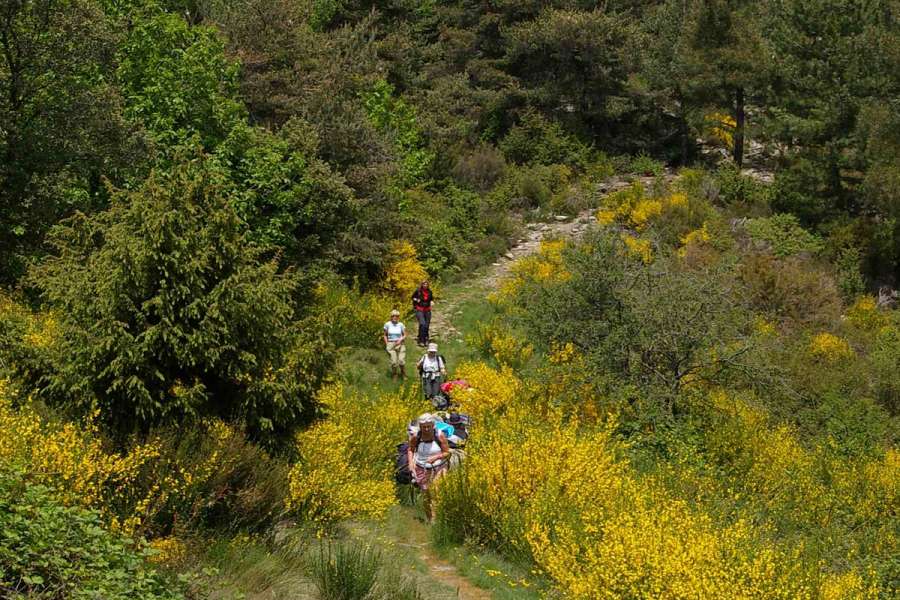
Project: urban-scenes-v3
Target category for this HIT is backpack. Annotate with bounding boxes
[398,430,453,481]
[394,442,413,485]
[431,392,451,410]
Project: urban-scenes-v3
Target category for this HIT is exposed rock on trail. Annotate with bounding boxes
[430,174,666,340]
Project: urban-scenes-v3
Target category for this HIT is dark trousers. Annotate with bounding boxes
[415,309,431,344]
[422,374,443,399]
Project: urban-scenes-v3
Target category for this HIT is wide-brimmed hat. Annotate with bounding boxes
[448,412,469,426]
[427,343,438,352]
[390,309,400,317]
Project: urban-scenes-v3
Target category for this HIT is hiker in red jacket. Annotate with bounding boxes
[411,280,435,347]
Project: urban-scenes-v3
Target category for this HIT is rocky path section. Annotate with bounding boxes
[430,175,664,341]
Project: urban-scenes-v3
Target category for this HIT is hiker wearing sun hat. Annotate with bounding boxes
[383,309,407,380]
[417,342,447,399]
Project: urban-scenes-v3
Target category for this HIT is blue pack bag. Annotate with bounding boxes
[435,421,454,438]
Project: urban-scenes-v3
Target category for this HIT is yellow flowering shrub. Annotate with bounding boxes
[0,381,159,525]
[595,208,616,225]
[147,537,188,566]
[819,571,879,600]
[287,419,396,529]
[381,240,429,299]
[678,221,712,259]
[809,332,855,362]
[595,179,715,255]
[20,310,60,350]
[841,448,900,523]
[436,379,825,599]
[669,191,689,208]
[705,390,832,522]
[547,341,577,365]
[629,198,664,230]
[529,485,813,599]
[315,383,422,478]
[285,384,424,530]
[596,182,697,234]
[621,233,653,264]
[434,370,893,599]
[313,279,398,347]
[753,316,777,337]
[490,239,570,303]
[466,320,533,369]
[451,361,522,421]
[0,293,58,348]
[705,112,736,149]
[845,296,886,330]
[0,380,287,538]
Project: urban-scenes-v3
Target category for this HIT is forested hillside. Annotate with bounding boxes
[0,0,898,598]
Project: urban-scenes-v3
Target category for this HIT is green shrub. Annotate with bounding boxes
[499,109,591,169]
[0,466,182,599]
[117,8,245,149]
[629,152,664,176]
[714,163,772,212]
[417,219,467,274]
[362,80,435,188]
[745,213,825,257]
[496,164,574,211]
[452,145,507,192]
[27,157,332,445]
[771,159,834,225]
[584,152,616,181]
[517,170,552,209]
[835,247,867,302]
[800,392,893,458]
[549,178,602,215]
[871,324,900,414]
[215,122,354,267]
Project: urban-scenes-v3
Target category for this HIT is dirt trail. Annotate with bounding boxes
[344,510,491,600]
[388,174,670,598]
[430,174,663,341]
[393,512,492,600]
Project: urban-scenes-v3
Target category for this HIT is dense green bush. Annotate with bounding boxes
[499,110,591,169]
[713,164,772,212]
[871,325,900,415]
[489,164,573,211]
[0,466,182,599]
[362,80,435,189]
[452,145,508,192]
[27,157,332,443]
[744,214,825,257]
[835,247,867,302]
[629,152,665,176]
[215,121,355,268]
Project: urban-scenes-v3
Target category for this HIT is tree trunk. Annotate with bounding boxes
[733,86,745,168]
[676,89,690,165]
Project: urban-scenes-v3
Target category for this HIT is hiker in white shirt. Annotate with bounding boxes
[416,342,447,399]
[383,309,407,380]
